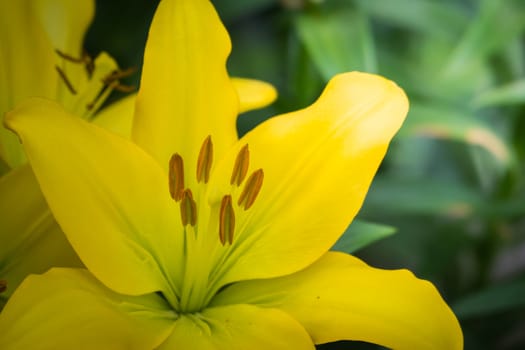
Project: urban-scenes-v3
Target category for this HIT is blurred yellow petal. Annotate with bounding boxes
[0,268,175,349]
[207,72,408,287]
[158,304,314,350]
[5,99,183,303]
[35,0,94,56]
[0,165,82,306]
[93,94,136,138]
[0,0,57,167]
[213,252,463,350]
[233,78,277,113]
[133,0,238,184]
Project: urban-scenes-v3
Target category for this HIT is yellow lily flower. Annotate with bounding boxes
[0,0,275,307]
[1,0,462,349]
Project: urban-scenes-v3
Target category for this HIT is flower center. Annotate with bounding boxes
[167,136,264,313]
[54,49,135,117]
[168,136,263,247]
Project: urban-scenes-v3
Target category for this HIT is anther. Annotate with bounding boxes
[169,154,185,201]
[230,145,250,186]
[237,169,264,210]
[0,280,6,293]
[55,65,77,95]
[219,195,235,245]
[196,136,213,183]
[180,189,197,226]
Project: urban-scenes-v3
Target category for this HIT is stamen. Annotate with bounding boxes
[0,280,6,293]
[86,68,137,110]
[180,189,197,226]
[55,49,84,63]
[196,135,213,183]
[230,145,250,186]
[55,65,77,95]
[237,169,264,210]
[169,154,185,201]
[102,67,137,84]
[55,49,94,78]
[219,195,235,245]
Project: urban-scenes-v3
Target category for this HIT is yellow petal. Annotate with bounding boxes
[158,304,314,350]
[34,0,94,56]
[213,252,463,350]
[93,94,136,138]
[233,78,277,113]
[133,0,238,184]
[5,99,183,302]
[208,72,408,286]
[0,0,57,167]
[0,165,82,303]
[0,268,176,349]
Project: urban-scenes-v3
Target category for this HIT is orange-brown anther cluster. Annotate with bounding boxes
[0,280,6,293]
[168,136,264,246]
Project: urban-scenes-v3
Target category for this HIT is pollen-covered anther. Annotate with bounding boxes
[55,65,77,95]
[196,135,213,183]
[219,195,235,245]
[0,280,6,293]
[237,169,264,210]
[230,145,250,186]
[169,154,185,201]
[180,189,197,227]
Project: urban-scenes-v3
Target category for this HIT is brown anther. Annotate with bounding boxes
[237,169,264,210]
[0,280,6,293]
[55,65,77,95]
[112,83,136,93]
[102,67,137,85]
[230,145,250,186]
[196,136,213,183]
[219,195,235,245]
[55,49,84,63]
[169,154,185,201]
[180,189,197,226]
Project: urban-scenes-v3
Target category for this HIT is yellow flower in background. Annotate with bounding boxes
[1,0,462,349]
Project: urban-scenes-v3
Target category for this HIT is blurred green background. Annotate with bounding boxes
[86,0,525,349]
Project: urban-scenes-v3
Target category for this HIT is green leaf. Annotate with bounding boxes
[399,103,512,166]
[353,0,468,39]
[214,0,277,21]
[332,220,396,253]
[363,178,483,218]
[444,0,525,76]
[473,79,525,108]
[294,7,376,81]
[453,279,525,319]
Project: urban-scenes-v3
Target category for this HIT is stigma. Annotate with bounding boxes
[168,136,264,246]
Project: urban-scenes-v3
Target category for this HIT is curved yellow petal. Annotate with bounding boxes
[133,0,238,183]
[4,99,183,302]
[213,252,463,350]
[233,78,277,114]
[158,304,314,350]
[0,268,176,349]
[0,165,82,304]
[208,72,408,286]
[0,0,57,167]
[93,94,136,138]
[35,0,93,56]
